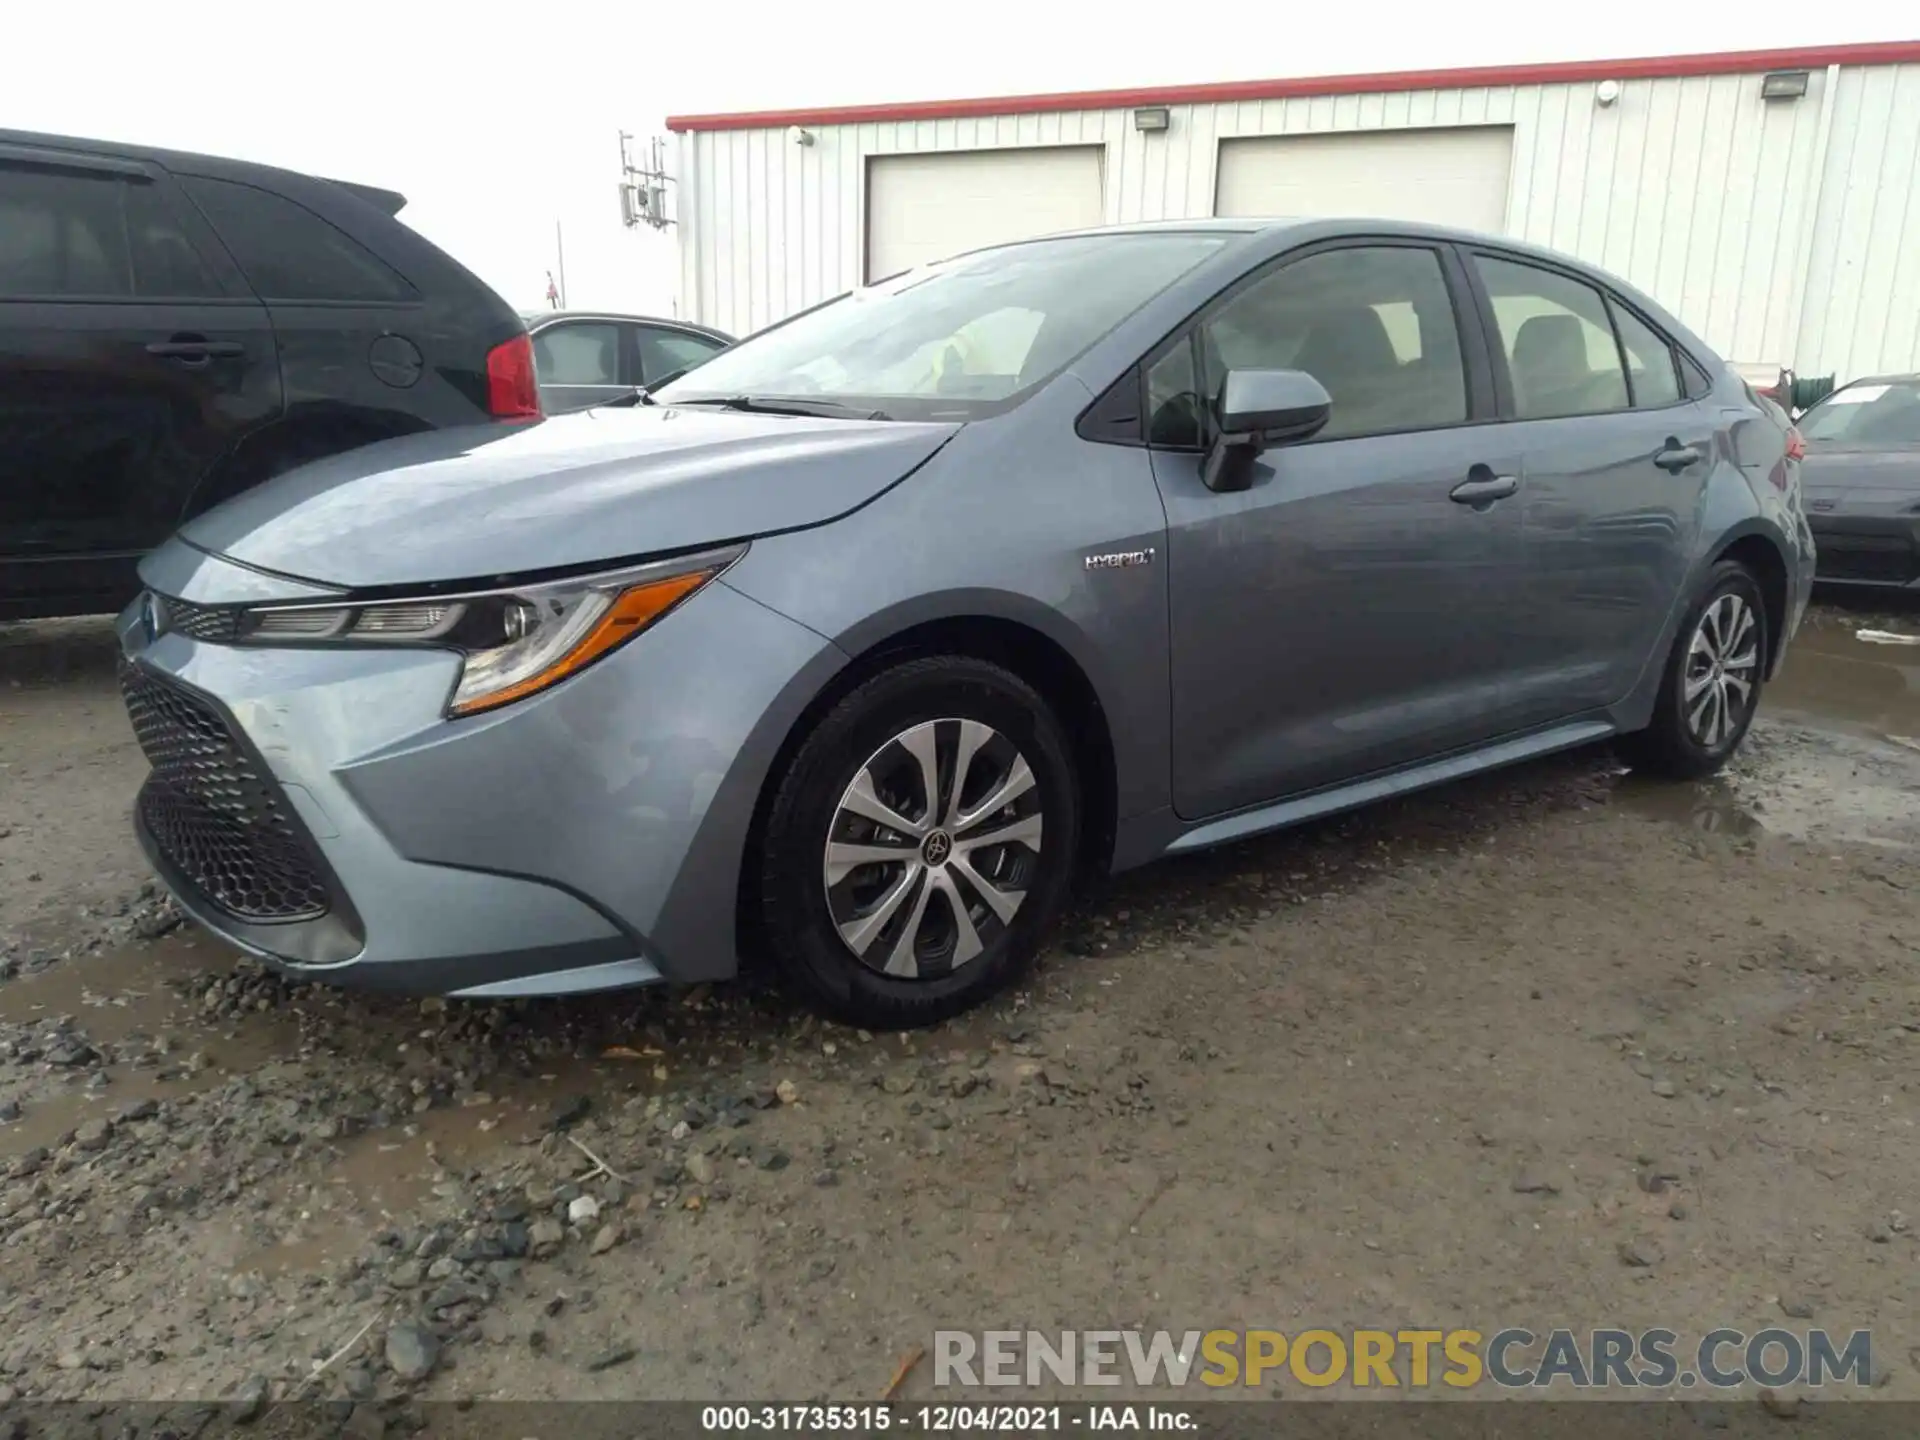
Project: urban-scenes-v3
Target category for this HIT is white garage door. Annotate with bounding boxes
[865,146,1105,282]
[1215,127,1514,233]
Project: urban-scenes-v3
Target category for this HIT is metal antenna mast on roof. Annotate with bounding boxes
[618,131,673,232]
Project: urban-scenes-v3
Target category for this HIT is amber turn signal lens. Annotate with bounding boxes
[448,568,717,718]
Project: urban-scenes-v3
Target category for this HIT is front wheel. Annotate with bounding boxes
[1618,559,1769,780]
[754,656,1080,1029]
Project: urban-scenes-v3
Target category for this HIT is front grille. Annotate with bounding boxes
[155,595,243,643]
[120,662,332,923]
[1815,535,1920,585]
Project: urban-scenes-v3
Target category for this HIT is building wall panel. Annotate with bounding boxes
[675,56,1920,381]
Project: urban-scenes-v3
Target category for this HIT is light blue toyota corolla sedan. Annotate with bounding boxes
[117,219,1814,1027]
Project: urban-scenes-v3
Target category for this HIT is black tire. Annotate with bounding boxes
[1618,559,1769,780]
[756,655,1080,1029]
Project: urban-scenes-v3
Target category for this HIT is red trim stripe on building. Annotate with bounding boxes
[665,40,1920,132]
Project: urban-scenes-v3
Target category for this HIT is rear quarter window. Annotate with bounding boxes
[179,174,414,303]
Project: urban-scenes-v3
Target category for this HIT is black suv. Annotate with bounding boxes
[0,130,538,620]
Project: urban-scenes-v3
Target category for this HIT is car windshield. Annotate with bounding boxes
[1798,380,1920,447]
[651,232,1230,421]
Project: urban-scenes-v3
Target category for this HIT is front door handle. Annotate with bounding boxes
[146,336,245,366]
[1449,472,1519,506]
[1654,439,1703,472]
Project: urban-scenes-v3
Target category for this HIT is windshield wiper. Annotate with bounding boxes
[672,395,891,421]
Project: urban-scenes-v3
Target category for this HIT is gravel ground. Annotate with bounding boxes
[0,601,1916,1420]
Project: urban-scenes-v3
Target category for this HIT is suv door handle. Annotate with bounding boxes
[146,336,245,365]
[1653,440,1703,472]
[1449,471,1519,506]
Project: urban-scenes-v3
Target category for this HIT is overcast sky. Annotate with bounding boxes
[11,4,1908,320]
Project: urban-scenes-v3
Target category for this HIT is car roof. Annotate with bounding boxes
[1834,373,1920,388]
[525,310,731,340]
[0,127,406,214]
[1049,214,1581,261]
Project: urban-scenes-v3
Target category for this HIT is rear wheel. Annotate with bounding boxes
[755,656,1079,1029]
[1619,559,1768,780]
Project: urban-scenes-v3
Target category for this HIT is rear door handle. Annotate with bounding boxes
[1654,440,1703,472]
[146,336,245,365]
[1449,472,1519,505]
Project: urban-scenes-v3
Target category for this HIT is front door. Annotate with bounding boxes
[1466,252,1713,724]
[1146,240,1527,819]
[0,151,280,613]
[633,324,727,387]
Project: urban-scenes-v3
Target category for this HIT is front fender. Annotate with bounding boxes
[338,577,850,983]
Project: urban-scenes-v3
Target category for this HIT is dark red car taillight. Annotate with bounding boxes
[1784,426,1806,462]
[485,333,541,419]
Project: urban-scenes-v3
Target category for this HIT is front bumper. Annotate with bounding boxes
[1807,510,1920,589]
[117,546,846,996]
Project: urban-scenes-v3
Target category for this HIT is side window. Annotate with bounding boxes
[533,322,620,385]
[178,175,412,302]
[1475,255,1628,419]
[123,180,220,298]
[1147,245,1468,448]
[1608,300,1682,409]
[636,327,726,383]
[1145,336,1203,447]
[0,164,131,297]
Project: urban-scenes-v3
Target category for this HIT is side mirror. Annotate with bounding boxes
[1201,368,1332,493]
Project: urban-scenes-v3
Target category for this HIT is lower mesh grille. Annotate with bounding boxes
[120,662,332,923]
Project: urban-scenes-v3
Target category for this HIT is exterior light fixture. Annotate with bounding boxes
[1595,80,1621,107]
[1133,106,1171,133]
[1761,71,1809,101]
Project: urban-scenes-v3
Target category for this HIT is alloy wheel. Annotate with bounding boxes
[1683,591,1760,748]
[822,718,1044,978]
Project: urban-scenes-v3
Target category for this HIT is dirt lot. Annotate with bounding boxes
[1,602,1916,1415]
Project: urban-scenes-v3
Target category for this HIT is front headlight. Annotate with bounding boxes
[234,545,743,717]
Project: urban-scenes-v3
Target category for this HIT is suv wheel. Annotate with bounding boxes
[1619,558,1769,780]
[756,656,1079,1029]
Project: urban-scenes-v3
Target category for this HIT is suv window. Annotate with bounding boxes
[1608,300,1681,408]
[533,322,620,385]
[1146,244,1468,447]
[636,326,726,382]
[1475,255,1628,419]
[123,180,220,298]
[0,164,131,297]
[179,175,412,302]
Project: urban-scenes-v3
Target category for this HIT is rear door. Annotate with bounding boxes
[172,172,437,453]
[532,318,628,413]
[1465,251,1714,724]
[1148,239,1527,817]
[0,147,280,613]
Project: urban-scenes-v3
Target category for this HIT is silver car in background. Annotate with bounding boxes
[118,219,1812,1027]
[523,309,732,413]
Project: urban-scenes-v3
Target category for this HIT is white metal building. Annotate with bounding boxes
[667,42,1920,384]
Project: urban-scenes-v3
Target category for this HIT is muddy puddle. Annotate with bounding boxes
[1615,614,1920,851]
[0,932,293,1155]
[1768,613,1920,739]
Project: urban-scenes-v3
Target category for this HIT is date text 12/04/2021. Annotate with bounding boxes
[701,1406,1196,1431]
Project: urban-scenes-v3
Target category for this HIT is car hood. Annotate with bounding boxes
[178,406,958,589]
[1801,447,1920,514]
